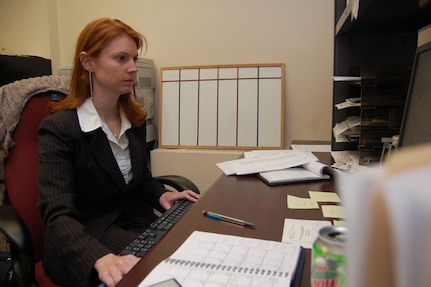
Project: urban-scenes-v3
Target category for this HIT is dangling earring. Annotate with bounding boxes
[89,71,93,99]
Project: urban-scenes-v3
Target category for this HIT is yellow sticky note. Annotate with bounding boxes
[321,205,344,218]
[309,191,341,202]
[287,195,319,209]
[333,220,346,226]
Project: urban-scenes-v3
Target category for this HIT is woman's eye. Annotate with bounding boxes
[117,55,127,62]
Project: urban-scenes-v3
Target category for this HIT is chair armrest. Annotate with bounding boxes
[0,204,34,258]
[154,175,200,194]
[0,204,37,286]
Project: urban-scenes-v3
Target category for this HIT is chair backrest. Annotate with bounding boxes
[4,92,55,262]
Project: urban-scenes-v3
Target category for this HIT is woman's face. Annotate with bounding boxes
[90,34,138,98]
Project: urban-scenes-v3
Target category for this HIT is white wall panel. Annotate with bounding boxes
[160,64,284,149]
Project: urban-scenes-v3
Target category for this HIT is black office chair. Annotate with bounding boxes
[0,79,199,287]
[155,175,199,195]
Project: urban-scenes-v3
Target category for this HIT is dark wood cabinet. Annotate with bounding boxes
[332,0,431,164]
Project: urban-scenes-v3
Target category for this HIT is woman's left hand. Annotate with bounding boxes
[159,190,200,210]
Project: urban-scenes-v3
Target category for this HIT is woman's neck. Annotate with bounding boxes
[91,95,122,138]
[91,94,120,122]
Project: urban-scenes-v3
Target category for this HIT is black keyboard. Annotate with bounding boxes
[119,199,193,257]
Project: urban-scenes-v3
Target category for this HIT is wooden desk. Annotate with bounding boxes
[118,152,336,287]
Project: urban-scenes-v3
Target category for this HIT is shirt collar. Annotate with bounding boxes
[77,98,131,133]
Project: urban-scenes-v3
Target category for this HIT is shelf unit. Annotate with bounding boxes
[332,0,431,164]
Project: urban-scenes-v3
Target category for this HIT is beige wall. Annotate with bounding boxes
[3,1,429,148]
[0,0,335,147]
[0,0,51,57]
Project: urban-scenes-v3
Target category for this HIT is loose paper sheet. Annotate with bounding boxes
[281,218,331,249]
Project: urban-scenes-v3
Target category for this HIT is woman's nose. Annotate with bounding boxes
[129,60,137,72]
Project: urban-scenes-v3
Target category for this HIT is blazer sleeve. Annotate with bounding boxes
[37,111,111,286]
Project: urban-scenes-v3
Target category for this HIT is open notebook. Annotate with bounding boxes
[139,231,305,287]
[258,161,332,185]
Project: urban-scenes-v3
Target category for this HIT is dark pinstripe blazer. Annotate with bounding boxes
[37,109,167,287]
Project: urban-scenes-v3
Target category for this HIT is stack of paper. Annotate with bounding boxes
[332,116,361,143]
[216,150,332,185]
[216,150,319,176]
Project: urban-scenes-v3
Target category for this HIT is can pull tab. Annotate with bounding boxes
[328,231,346,242]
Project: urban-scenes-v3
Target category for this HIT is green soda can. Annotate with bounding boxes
[311,226,347,287]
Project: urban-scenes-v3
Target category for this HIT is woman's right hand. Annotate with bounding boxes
[95,253,140,287]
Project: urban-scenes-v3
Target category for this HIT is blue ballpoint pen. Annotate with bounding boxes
[203,210,256,228]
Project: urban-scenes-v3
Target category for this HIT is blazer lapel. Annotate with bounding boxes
[88,129,127,190]
[126,126,145,187]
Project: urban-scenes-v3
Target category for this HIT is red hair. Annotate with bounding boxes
[49,18,147,126]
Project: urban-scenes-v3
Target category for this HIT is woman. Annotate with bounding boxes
[37,18,200,287]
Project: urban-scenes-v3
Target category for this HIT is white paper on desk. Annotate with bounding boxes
[260,167,325,185]
[282,218,331,249]
[290,144,331,152]
[139,230,302,287]
[216,150,318,175]
[331,150,359,165]
[243,149,305,159]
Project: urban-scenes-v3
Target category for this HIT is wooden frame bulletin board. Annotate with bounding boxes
[158,63,285,149]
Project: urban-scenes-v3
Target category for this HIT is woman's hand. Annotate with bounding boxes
[159,190,200,210]
[95,253,140,287]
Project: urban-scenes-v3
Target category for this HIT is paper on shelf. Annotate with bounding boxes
[335,100,361,110]
[332,116,361,138]
[333,76,361,82]
[351,0,360,19]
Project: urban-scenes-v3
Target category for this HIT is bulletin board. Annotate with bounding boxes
[158,63,285,150]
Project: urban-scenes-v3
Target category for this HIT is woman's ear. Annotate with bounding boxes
[80,51,93,72]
